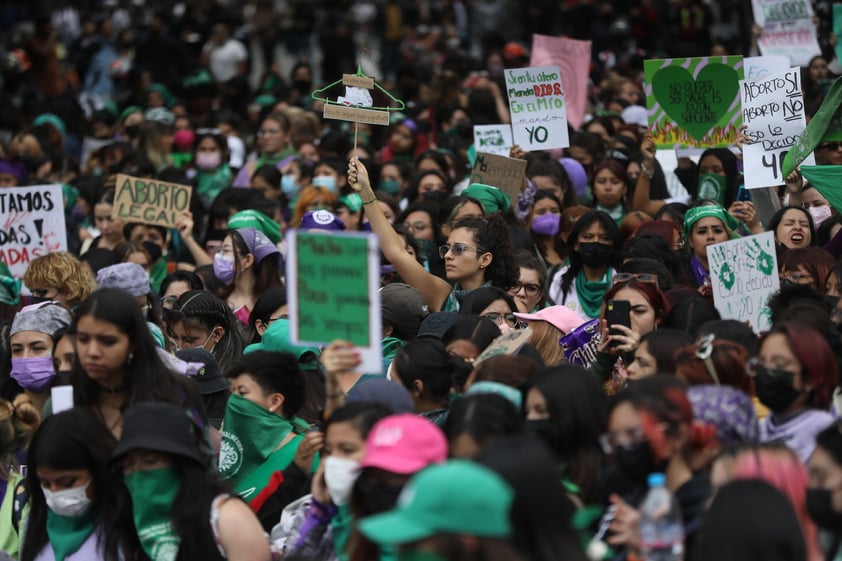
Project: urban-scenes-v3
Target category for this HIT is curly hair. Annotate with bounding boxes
[167,290,244,375]
[451,214,519,291]
[23,252,97,308]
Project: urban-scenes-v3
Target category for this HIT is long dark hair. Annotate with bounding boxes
[559,210,620,301]
[247,287,287,344]
[71,289,204,416]
[21,408,141,561]
[221,229,283,302]
[169,455,230,561]
[167,290,244,374]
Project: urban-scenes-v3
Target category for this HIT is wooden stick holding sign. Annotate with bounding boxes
[313,66,405,154]
[113,174,192,228]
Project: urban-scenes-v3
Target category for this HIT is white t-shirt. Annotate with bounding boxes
[206,39,248,83]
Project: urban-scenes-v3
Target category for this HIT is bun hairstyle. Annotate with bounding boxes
[0,397,39,476]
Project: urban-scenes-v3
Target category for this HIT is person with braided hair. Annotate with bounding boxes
[167,290,244,376]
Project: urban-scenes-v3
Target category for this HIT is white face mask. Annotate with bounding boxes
[43,479,92,517]
[323,456,360,506]
[808,204,832,227]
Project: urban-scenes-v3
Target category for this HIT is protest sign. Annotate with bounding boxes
[475,328,533,364]
[752,0,821,67]
[0,184,66,284]
[470,152,527,206]
[113,174,192,228]
[644,56,744,149]
[707,231,779,332]
[741,68,813,188]
[314,69,403,127]
[505,65,569,151]
[473,124,513,157]
[529,34,592,129]
[743,55,790,82]
[560,318,602,369]
[836,5,842,66]
[286,230,382,374]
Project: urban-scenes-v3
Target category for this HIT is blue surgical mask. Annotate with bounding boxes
[282,175,299,197]
[312,175,337,193]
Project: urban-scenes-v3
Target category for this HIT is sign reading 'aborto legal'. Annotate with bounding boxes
[113,174,193,228]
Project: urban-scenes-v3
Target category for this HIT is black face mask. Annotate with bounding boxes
[615,440,665,485]
[577,242,613,268]
[356,474,404,515]
[293,80,312,92]
[806,488,842,530]
[124,124,140,138]
[824,295,840,310]
[754,365,803,414]
[526,419,558,450]
[30,296,51,304]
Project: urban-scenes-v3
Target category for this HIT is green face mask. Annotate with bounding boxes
[124,466,182,561]
[378,179,401,195]
[218,393,296,484]
[697,173,728,205]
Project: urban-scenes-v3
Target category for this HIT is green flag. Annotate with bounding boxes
[799,165,842,214]
[783,77,842,177]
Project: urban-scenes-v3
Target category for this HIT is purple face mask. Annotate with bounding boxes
[213,254,236,284]
[531,213,561,237]
[11,356,55,392]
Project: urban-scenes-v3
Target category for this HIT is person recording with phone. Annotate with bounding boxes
[589,275,671,394]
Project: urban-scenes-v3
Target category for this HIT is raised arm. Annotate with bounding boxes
[347,158,453,311]
[631,133,666,216]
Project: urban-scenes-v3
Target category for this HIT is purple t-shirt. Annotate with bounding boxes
[759,408,836,463]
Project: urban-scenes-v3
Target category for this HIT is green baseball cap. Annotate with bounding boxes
[244,318,321,370]
[358,460,513,545]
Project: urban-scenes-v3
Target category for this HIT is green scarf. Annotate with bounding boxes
[576,269,611,319]
[196,164,232,207]
[696,173,728,205]
[46,509,96,561]
[218,394,308,491]
[382,336,405,375]
[682,205,740,240]
[124,466,182,561]
[595,204,625,224]
[799,166,842,215]
[149,258,168,294]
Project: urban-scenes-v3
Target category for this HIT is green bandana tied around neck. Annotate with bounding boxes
[46,509,97,561]
[783,76,842,177]
[124,466,182,561]
[682,205,740,240]
[697,173,728,206]
[218,394,308,500]
[576,269,611,319]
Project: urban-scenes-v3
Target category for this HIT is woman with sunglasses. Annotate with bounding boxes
[348,158,518,312]
[591,275,671,392]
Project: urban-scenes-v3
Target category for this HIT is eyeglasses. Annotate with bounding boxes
[598,427,646,454]
[266,314,288,324]
[439,243,485,258]
[257,128,282,136]
[509,282,542,297]
[612,273,659,287]
[403,221,431,232]
[780,272,815,285]
[745,357,798,378]
[818,141,842,151]
[481,312,520,328]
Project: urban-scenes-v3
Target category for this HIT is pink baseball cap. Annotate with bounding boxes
[359,414,448,474]
[514,305,585,335]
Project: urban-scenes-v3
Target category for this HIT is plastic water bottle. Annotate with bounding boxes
[639,473,684,561]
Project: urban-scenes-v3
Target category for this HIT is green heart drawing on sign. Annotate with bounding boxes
[652,64,739,142]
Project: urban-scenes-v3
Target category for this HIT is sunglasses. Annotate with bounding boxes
[818,141,842,151]
[612,273,659,287]
[439,243,485,258]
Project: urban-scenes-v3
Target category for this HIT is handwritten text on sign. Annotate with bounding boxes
[114,174,192,228]
[707,231,779,332]
[0,184,67,283]
[752,0,821,67]
[473,124,513,157]
[505,65,569,151]
[741,69,813,188]
[470,152,527,207]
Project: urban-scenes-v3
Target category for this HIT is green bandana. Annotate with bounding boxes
[697,173,728,205]
[682,205,740,240]
[798,165,842,214]
[197,165,232,208]
[576,269,611,319]
[338,193,363,213]
[218,394,308,494]
[784,76,842,176]
[124,466,182,561]
[46,509,96,561]
[228,209,282,244]
[462,183,511,214]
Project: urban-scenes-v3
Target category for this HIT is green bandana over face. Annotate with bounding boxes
[218,394,308,493]
[124,466,182,561]
[697,173,728,205]
[46,509,96,561]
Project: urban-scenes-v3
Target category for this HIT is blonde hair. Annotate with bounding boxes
[23,252,97,307]
[0,397,39,477]
[528,321,567,366]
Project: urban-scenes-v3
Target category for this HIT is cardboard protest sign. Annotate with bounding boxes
[505,65,569,151]
[743,55,790,82]
[313,69,403,126]
[753,0,821,67]
[741,68,813,188]
[286,230,382,373]
[473,124,513,157]
[470,152,527,206]
[644,56,744,149]
[707,231,778,332]
[0,184,67,285]
[475,328,533,364]
[113,174,192,228]
[529,34,592,129]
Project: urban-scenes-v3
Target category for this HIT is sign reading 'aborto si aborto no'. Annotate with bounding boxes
[112,174,193,228]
